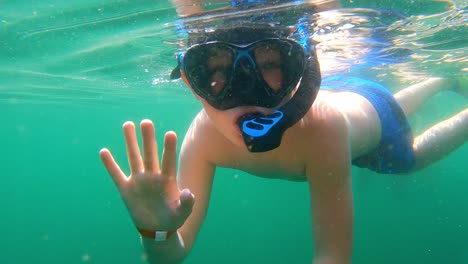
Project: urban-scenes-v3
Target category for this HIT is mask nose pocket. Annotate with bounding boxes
[233,56,255,81]
[231,55,258,102]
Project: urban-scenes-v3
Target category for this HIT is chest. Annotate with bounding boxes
[233,155,307,181]
[213,135,310,181]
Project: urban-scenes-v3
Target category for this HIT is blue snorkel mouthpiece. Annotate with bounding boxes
[237,110,285,151]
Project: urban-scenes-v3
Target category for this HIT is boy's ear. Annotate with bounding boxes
[170,65,191,88]
[179,70,190,87]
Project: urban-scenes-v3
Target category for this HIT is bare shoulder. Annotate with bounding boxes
[302,91,349,135]
[313,89,381,158]
[180,110,234,163]
[297,93,352,176]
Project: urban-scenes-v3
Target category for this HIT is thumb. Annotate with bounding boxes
[176,188,195,219]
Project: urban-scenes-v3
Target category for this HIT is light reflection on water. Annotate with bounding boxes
[0,0,466,104]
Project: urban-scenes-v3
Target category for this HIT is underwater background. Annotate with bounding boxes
[1,0,467,263]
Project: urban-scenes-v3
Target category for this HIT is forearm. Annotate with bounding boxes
[141,231,190,264]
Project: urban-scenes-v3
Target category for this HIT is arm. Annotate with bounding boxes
[306,112,354,264]
[100,119,215,264]
[142,120,216,263]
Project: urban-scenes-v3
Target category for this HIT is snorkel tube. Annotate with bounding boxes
[221,1,322,152]
[237,38,320,152]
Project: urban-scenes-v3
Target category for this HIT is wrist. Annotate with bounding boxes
[137,227,177,242]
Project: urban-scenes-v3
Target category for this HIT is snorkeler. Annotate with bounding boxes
[99,1,467,263]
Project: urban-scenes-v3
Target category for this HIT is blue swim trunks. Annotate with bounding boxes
[321,76,416,174]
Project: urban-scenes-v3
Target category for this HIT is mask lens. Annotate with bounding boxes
[182,39,306,108]
[183,44,234,97]
[254,42,284,92]
[253,40,305,96]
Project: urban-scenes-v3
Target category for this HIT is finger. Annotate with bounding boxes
[177,188,195,219]
[99,148,128,189]
[140,119,159,173]
[123,121,144,173]
[161,131,178,178]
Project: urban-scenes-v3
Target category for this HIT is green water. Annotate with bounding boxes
[1,1,467,263]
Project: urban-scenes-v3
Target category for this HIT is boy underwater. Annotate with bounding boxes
[99,1,467,263]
